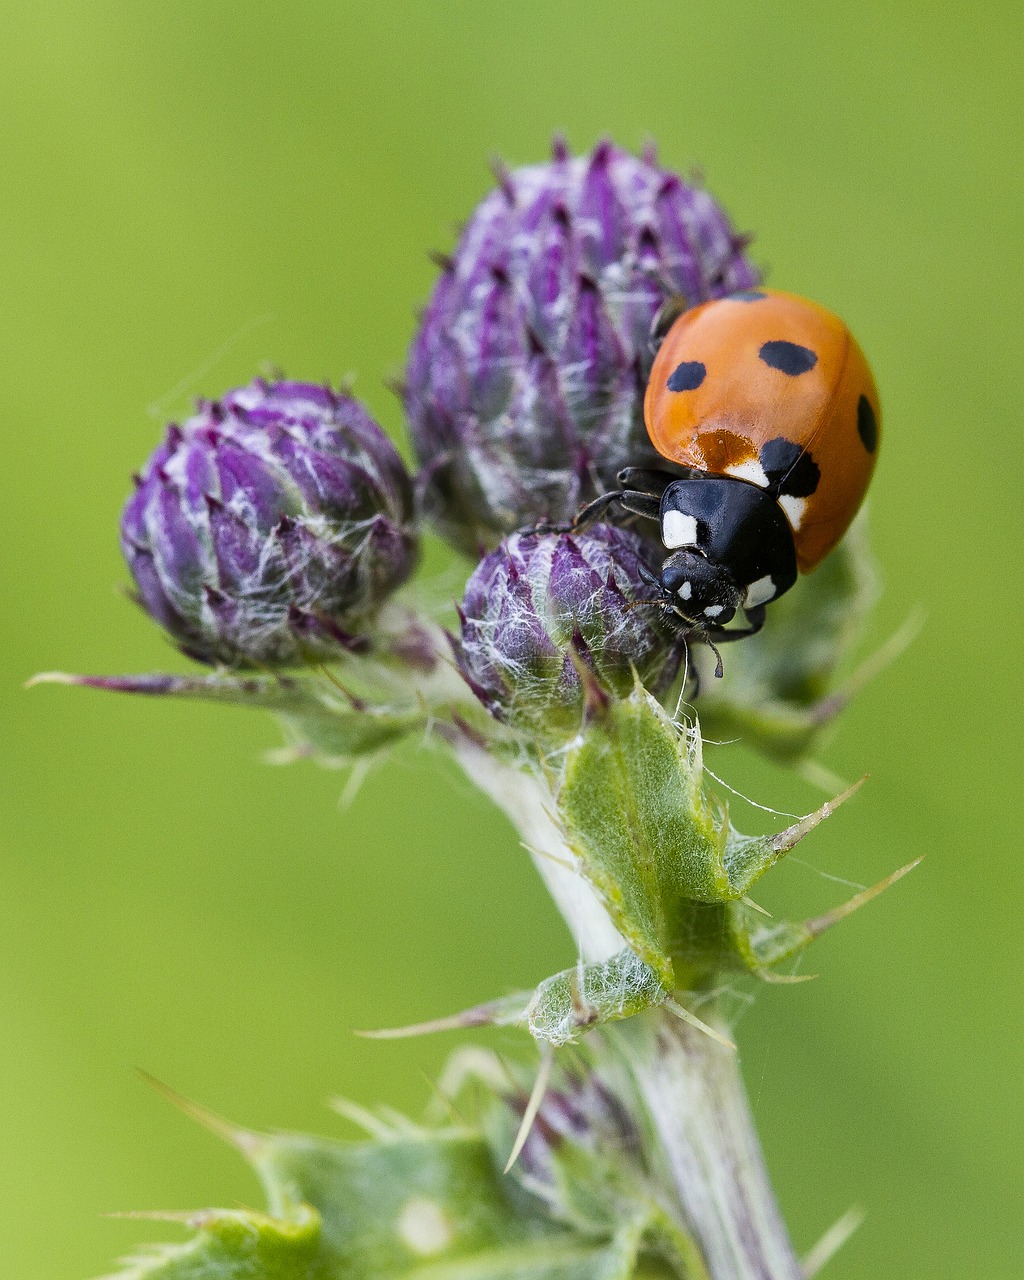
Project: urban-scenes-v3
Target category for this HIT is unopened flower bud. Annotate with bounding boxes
[457,525,681,732]
[406,137,758,551]
[121,380,418,666]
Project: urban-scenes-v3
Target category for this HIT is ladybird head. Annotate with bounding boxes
[657,550,743,628]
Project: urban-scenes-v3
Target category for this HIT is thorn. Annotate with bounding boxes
[489,156,516,204]
[26,672,183,696]
[136,1070,264,1159]
[755,968,818,985]
[428,249,455,273]
[504,1044,554,1173]
[565,638,609,719]
[663,999,737,1050]
[773,777,867,853]
[641,137,658,166]
[328,1095,397,1140]
[355,1001,509,1039]
[25,671,78,689]
[448,712,489,752]
[802,1206,866,1277]
[104,1209,219,1226]
[339,758,372,809]
[523,839,577,873]
[742,895,773,918]
[805,858,923,939]
[551,132,570,163]
[315,664,367,710]
[589,137,613,168]
[637,225,660,260]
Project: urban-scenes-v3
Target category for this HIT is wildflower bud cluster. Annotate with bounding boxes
[457,525,681,734]
[405,137,758,552]
[121,379,417,667]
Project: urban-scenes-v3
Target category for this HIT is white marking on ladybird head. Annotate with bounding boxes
[777,494,807,530]
[704,605,724,617]
[678,581,692,600]
[397,1198,453,1257]
[662,510,699,549]
[725,459,770,488]
[745,575,776,609]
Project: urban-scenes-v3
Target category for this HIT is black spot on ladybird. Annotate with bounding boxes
[667,361,706,392]
[759,340,818,376]
[730,290,767,301]
[760,436,820,497]
[857,394,878,452]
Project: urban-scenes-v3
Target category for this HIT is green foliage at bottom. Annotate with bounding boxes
[103,1101,700,1280]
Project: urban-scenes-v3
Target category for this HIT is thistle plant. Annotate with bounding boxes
[36,139,914,1280]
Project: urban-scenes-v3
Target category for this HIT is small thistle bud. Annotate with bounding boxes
[457,525,681,732]
[406,137,758,551]
[121,380,418,667]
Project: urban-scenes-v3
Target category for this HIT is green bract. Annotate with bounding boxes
[102,1075,706,1280]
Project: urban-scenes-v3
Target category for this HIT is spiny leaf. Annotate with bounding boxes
[30,670,425,764]
[555,686,852,986]
[101,1124,697,1279]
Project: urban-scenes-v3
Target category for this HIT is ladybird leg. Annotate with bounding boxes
[534,486,664,536]
[617,490,662,521]
[636,561,660,588]
[531,490,627,535]
[701,604,767,645]
[615,467,678,495]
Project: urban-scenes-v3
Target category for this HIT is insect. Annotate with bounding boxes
[563,288,880,673]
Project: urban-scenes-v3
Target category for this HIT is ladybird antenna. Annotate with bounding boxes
[704,634,725,679]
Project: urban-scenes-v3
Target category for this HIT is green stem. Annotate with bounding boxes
[607,1013,803,1280]
[455,742,804,1280]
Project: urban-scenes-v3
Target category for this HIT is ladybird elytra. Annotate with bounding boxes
[644,288,880,573]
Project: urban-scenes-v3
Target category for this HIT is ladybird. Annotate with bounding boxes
[564,288,880,668]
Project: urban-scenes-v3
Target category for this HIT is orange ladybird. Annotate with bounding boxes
[644,288,880,573]
[567,288,881,658]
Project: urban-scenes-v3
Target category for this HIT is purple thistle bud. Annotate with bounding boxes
[121,380,418,667]
[406,138,759,551]
[457,525,681,732]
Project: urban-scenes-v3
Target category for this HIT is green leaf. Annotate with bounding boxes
[101,1120,701,1279]
[557,688,718,985]
[31,670,425,765]
[525,951,670,1046]
[556,686,848,986]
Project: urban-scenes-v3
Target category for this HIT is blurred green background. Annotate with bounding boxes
[2,3,1021,1276]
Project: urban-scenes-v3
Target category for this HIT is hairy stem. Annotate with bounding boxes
[455,741,803,1280]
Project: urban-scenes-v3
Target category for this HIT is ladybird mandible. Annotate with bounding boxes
[564,288,880,664]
